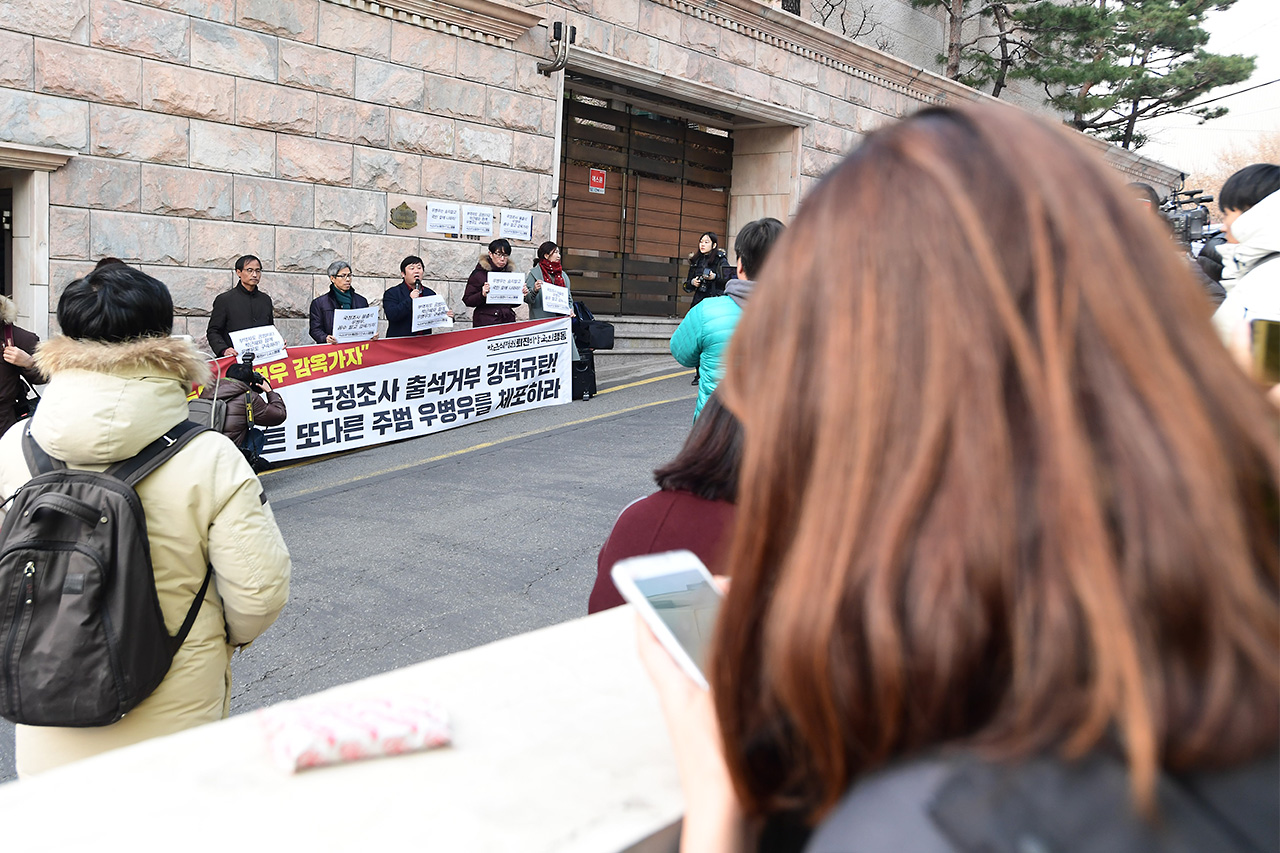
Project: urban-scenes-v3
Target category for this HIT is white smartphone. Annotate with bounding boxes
[611,550,724,689]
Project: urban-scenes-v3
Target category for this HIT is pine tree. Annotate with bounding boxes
[1012,0,1255,149]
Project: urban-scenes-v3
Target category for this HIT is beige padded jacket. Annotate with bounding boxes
[0,336,291,776]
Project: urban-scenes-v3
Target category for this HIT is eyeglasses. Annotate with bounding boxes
[242,267,263,275]
[334,272,353,279]
[490,250,510,257]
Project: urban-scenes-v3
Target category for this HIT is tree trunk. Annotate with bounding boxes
[1120,101,1140,148]
[990,4,1010,97]
[947,1,964,78]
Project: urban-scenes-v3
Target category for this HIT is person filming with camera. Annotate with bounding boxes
[683,232,733,310]
[197,353,286,465]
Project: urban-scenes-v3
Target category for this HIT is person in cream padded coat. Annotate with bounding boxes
[0,264,291,777]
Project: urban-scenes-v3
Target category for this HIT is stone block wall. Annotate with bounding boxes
[1,0,1180,343]
[0,0,556,346]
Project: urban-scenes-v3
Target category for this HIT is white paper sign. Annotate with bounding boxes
[462,206,494,237]
[230,325,287,365]
[412,295,452,332]
[486,272,525,306]
[426,202,461,233]
[499,209,533,242]
[332,307,378,343]
[539,283,571,315]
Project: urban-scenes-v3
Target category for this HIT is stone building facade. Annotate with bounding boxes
[0,0,1180,345]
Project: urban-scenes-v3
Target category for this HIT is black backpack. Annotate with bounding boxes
[0,420,212,727]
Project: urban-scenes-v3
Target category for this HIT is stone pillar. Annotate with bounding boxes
[0,168,52,338]
[727,126,802,254]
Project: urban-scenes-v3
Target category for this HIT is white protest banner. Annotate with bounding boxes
[499,209,533,242]
[462,206,494,237]
[540,282,571,315]
[426,201,461,233]
[229,325,288,365]
[206,318,572,463]
[486,272,525,306]
[412,295,452,332]
[332,307,378,343]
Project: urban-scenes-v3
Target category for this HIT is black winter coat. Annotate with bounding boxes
[309,289,370,343]
[207,285,275,356]
[0,323,41,438]
[684,249,733,296]
[382,281,441,338]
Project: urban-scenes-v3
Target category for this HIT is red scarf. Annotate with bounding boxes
[538,258,564,288]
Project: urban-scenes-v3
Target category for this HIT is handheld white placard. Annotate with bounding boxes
[332,307,378,342]
[412,295,452,332]
[229,325,288,365]
[540,283,571,315]
[486,272,525,306]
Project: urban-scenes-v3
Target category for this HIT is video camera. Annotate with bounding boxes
[1161,188,1214,248]
[240,351,268,390]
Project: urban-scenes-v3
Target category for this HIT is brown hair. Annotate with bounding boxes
[654,394,741,502]
[714,104,1279,823]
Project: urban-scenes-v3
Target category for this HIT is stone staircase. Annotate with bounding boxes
[590,315,684,375]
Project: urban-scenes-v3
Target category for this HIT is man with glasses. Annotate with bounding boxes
[463,238,527,327]
[383,254,452,338]
[207,254,275,358]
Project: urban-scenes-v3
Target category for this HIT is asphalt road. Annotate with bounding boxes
[0,362,697,784]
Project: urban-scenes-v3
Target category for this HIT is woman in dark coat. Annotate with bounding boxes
[0,294,43,437]
[463,238,526,327]
[683,232,733,310]
[309,260,371,344]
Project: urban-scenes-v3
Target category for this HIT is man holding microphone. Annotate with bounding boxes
[382,255,453,338]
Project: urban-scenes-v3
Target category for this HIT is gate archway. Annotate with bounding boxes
[557,76,733,318]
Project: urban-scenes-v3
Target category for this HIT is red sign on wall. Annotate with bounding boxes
[588,168,606,194]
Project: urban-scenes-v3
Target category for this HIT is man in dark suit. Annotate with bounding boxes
[382,255,452,338]
[207,255,274,357]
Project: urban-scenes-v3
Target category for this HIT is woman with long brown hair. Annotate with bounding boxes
[641,103,1279,851]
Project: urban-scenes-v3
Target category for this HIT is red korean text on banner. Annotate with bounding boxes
[588,168,606,194]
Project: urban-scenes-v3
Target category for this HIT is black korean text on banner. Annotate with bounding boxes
[199,318,572,462]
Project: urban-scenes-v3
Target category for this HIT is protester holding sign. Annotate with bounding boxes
[310,260,375,344]
[464,238,527,327]
[384,255,452,338]
[525,241,579,361]
[207,254,274,358]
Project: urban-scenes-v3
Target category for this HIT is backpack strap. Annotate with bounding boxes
[21,422,65,475]
[107,420,208,486]
[171,565,213,655]
[107,420,215,651]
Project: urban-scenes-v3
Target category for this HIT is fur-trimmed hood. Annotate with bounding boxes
[36,335,211,385]
[476,249,514,274]
[0,295,16,326]
[29,335,212,466]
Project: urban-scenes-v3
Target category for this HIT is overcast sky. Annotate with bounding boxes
[1137,0,1280,175]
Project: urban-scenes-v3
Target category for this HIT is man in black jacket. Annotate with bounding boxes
[207,255,275,357]
[382,255,451,338]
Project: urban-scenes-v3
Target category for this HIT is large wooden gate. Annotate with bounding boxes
[557,93,732,317]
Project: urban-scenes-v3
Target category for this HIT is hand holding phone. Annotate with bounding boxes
[612,550,723,689]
